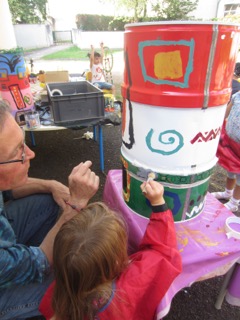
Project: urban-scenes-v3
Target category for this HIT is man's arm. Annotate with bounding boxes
[11,178,69,209]
[0,161,99,288]
[40,161,99,265]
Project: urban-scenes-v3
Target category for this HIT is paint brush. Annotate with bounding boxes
[142,172,156,194]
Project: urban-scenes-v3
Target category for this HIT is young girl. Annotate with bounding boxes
[39,180,182,320]
[88,42,115,93]
[211,91,240,212]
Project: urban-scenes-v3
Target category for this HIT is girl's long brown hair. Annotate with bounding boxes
[52,202,129,320]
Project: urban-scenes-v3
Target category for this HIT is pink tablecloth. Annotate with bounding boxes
[103,170,240,319]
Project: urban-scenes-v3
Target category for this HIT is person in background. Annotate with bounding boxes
[231,62,240,96]
[211,89,240,212]
[0,100,99,319]
[39,180,182,320]
[88,42,115,94]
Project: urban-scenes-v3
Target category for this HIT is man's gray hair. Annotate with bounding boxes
[0,100,11,130]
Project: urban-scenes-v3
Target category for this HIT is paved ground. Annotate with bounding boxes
[24,44,73,60]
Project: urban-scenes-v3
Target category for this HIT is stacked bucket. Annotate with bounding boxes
[0,48,34,118]
[121,22,240,222]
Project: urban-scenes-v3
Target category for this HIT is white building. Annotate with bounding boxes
[192,0,240,20]
[46,0,118,31]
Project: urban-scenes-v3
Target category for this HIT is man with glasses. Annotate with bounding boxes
[0,101,100,319]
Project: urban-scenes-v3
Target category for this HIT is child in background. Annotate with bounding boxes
[231,62,240,96]
[212,91,240,212]
[88,42,115,93]
[39,180,182,320]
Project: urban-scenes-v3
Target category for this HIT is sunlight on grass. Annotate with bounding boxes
[42,46,90,60]
[42,46,123,60]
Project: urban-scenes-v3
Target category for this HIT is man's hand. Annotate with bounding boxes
[48,181,70,209]
[68,160,99,210]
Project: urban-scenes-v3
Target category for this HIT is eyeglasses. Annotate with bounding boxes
[0,129,26,165]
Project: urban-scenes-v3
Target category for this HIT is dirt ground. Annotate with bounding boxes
[25,46,240,320]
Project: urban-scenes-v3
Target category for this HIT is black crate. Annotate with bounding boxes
[46,81,105,126]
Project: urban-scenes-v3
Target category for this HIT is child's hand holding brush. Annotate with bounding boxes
[140,173,165,206]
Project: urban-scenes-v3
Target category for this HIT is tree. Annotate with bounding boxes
[152,0,199,21]
[8,0,47,24]
[215,13,240,24]
[76,14,113,31]
[102,0,149,21]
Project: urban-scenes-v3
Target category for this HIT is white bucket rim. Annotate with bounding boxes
[125,21,240,28]
[121,148,218,176]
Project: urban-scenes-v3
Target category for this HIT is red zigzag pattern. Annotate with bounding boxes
[190,127,221,144]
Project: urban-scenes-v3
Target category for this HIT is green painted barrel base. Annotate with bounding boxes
[123,172,209,222]
[121,154,213,222]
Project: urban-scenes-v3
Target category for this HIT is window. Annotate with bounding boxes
[224,4,240,16]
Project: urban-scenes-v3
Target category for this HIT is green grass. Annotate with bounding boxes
[42,46,90,60]
[41,46,122,60]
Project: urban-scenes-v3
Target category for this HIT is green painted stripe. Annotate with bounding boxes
[121,154,214,185]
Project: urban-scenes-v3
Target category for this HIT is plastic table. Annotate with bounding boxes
[23,123,104,172]
[103,170,240,319]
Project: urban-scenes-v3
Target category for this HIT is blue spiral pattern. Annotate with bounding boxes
[146,129,184,155]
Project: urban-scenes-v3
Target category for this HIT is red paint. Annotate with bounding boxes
[122,23,240,108]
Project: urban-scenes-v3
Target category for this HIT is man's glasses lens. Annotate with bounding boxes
[0,128,26,165]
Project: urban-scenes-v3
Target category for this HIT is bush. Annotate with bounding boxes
[76,14,114,31]
[109,16,134,31]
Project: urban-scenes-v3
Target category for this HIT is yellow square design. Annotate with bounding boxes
[154,51,183,80]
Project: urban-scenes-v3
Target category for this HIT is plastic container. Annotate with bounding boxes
[46,81,105,125]
[24,111,41,129]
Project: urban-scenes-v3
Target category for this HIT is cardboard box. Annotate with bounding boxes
[44,71,69,83]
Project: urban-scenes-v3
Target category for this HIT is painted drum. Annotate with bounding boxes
[121,22,240,222]
[122,22,240,108]
[0,48,34,117]
[122,101,225,173]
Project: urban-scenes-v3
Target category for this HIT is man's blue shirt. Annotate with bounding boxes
[0,193,50,288]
